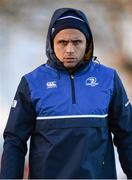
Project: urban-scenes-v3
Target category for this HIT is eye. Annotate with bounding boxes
[58,40,68,46]
[73,40,82,45]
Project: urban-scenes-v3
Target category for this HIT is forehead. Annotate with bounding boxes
[54,29,86,40]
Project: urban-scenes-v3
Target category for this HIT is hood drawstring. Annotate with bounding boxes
[93,56,100,64]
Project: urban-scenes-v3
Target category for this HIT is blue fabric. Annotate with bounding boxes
[23,60,116,179]
[25,61,114,117]
[24,61,131,179]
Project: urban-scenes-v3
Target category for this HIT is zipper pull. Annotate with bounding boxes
[70,74,74,79]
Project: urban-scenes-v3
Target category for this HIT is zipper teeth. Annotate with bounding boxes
[70,74,76,104]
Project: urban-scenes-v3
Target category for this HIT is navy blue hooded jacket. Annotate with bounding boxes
[1,8,132,179]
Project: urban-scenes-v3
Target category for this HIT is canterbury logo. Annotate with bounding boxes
[46,81,57,88]
[86,77,99,87]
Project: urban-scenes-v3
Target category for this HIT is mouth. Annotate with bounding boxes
[64,58,76,61]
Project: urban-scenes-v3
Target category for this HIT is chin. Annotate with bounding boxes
[64,63,77,68]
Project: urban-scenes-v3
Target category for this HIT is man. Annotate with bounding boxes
[1,8,132,179]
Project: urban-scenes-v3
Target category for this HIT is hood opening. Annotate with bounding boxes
[46,8,94,71]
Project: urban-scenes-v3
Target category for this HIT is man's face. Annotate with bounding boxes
[53,29,87,70]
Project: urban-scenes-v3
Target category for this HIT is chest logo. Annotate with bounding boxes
[46,81,57,88]
[86,77,99,87]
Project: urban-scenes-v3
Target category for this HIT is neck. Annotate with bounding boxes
[66,60,89,74]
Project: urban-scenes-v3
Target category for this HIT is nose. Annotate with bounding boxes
[66,42,75,53]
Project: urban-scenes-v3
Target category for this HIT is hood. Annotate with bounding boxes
[46,8,94,71]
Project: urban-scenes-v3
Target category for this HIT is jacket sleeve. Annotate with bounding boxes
[109,71,132,179]
[0,76,36,179]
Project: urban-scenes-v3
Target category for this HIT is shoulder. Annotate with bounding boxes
[21,63,58,90]
[22,63,54,84]
[24,64,46,78]
[92,61,116,78]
